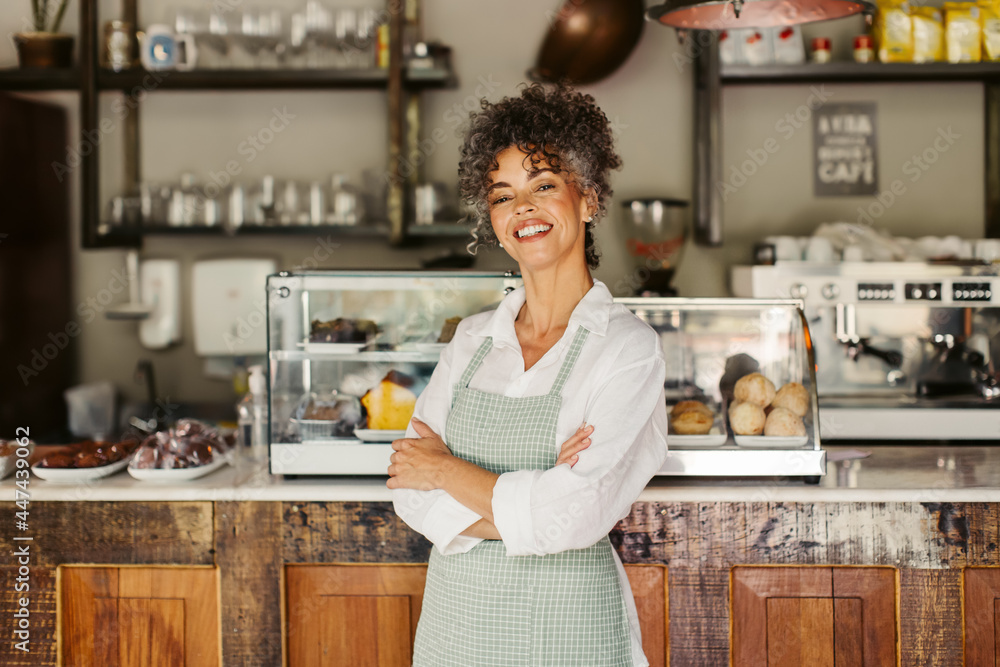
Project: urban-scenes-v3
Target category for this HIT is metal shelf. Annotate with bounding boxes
[721,61,1000,85]
[95,221,473,243]
[96,67,455,91]
[0,68,79,91]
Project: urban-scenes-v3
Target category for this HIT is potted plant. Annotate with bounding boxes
[13,0,73,68]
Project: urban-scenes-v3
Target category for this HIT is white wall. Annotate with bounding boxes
[1,1,986,404]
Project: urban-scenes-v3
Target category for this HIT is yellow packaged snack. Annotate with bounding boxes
[912,7,945,61]
[981,0,1000,61]
[945,2,982,62]
[875,0,914,62]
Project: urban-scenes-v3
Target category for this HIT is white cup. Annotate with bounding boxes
[765,236,802,262]
[842,245,865,262]
[974,239,1000,263]
[804,236,836,263]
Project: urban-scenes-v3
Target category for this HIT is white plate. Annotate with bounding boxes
[128,456,230,481]
[31,456,131,483]
[414,342,447,354]
[303,342,367,354]
[733,435,810,448]
[668,427,728,448]
[354,429,407,442]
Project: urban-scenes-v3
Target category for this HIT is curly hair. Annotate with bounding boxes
[458,84,622,269]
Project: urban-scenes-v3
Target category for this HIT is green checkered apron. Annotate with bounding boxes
[412,326,635,667]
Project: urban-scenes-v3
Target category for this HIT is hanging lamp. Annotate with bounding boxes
[647,0,874,30]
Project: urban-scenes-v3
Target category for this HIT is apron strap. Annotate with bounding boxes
[453,327,589,404]
[548,326,590,397]
[457,337,494,391]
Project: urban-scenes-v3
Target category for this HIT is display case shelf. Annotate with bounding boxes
[271,349,442,362]
[721,61,1000,85]
[0,68,79,91]
[97,67,456,91]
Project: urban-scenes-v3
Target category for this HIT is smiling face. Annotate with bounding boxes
[487,146,594,273]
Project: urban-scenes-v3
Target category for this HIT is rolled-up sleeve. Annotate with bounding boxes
[391,339,485,555]
[491,348,668,557]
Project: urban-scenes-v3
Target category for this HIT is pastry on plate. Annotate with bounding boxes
[437,316,462,343]
[309,318,379,344]
[764,407,807,437]
[734,373,776,407]
[671,409,714,435]
[729,401,766,435]
[771,382,809,417]
[361,371,418,430]
[669,400,714,419]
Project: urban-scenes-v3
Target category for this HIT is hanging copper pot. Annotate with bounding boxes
[647,0,874,29]
[530,0,645,85]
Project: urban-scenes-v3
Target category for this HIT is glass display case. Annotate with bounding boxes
[266,273,824,479]
[266,270,520,475]
[619,298,825,479]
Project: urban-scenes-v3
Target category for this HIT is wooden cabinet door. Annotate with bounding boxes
[625,564,669,667]
[60,565,220,667]
[286,563,668,667]
[285,564,427,667]
[732,566,896,666]
[964,567,1000,665]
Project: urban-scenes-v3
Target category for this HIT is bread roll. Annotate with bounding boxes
[670,400,714,419]
[734,373,776,407]
[672,410,714,435]
[764,407,807,437]
[772,382,809,417]
[729,401,766,435]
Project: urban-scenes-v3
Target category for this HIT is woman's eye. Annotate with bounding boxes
[537,184,555,192]
[490,195,510,206]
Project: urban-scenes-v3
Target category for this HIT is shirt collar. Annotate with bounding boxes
[466,279,613,347]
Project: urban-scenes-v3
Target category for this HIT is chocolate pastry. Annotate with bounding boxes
[309,318,379,343]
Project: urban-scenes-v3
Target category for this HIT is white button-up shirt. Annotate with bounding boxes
[392,280,668,665]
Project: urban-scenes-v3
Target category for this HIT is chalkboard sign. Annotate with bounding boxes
[813,102,878,197]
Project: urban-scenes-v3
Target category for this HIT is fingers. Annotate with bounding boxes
[411,418,437,438]
[556,424,594,467]
[391,438,415,451]
[559,424,594,453]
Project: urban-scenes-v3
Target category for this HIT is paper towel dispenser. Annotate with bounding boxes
[191,258,276,356]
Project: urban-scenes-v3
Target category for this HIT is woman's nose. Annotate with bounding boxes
[513,193,536,214]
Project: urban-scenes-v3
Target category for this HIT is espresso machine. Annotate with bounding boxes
[732,262,1000,440]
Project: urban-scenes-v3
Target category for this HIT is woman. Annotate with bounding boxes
[388,84,668,667]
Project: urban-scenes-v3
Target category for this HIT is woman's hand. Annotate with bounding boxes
[555,423,594,467]
[387,419,455,491]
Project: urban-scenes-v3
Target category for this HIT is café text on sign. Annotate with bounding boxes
[813,102,878,197]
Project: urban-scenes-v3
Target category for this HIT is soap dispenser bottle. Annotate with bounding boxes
[237,365,269,463]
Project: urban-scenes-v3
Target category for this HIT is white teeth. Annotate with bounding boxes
[516,224,552,239]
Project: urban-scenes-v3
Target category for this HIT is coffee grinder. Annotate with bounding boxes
[619,198,688,296]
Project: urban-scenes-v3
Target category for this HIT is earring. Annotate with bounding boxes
[498,242,504,248]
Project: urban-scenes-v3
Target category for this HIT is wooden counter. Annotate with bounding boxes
[2,445,999,665]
